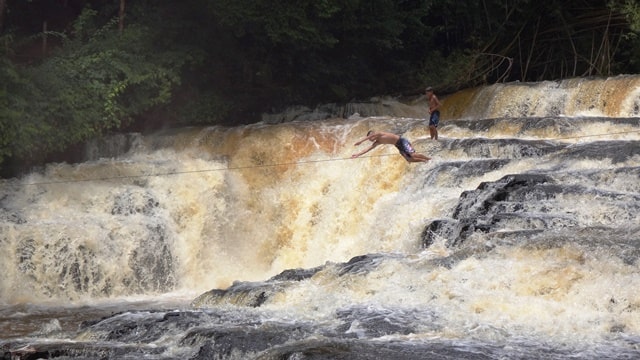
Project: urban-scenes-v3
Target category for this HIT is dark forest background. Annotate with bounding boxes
[1,0,640,176]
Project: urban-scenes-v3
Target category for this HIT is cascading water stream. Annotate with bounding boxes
[1,76,639,359]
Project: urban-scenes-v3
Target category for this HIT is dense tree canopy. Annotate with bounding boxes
[1,0,639,175]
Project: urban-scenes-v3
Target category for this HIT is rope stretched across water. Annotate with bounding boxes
[15,129,640,186]
[19,153,392,186]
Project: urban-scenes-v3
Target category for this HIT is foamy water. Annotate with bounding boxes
[1,76,639,358]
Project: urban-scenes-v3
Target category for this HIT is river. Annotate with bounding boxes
[1,76,639,359]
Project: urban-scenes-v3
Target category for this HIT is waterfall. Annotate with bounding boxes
[1,75,639,359]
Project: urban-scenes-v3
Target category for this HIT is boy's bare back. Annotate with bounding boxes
[370,132,400,145]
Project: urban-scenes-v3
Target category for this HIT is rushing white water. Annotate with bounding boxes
[1,76,639,358]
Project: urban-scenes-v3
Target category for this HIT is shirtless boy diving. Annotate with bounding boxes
[352,131,431,163]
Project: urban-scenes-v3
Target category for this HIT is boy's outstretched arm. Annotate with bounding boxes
[354,133,376,146]
[352,142,379,158]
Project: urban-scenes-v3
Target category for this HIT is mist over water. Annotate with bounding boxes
[1,76,640,359]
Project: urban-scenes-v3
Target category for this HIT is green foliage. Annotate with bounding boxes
[177,91,231,126]
[0,57,19,166]
[210,0,340,48]
[3,0,640,174]
[613,0,640,31]
[203,0,435,105]
[0,33,30,167]
[426,0,640,82]
[141,0,640,114]
[1,6,190,170]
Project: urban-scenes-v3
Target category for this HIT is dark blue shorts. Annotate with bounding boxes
[395,137,416,161]
[429,110,440,127]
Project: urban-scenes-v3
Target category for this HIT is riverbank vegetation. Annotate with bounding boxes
[1,0,639,175]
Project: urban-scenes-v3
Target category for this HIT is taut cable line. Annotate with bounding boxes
[19,153,397,186]
[11,128,640,186]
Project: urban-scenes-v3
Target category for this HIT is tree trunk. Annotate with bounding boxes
[42,21,47,56]
[119,0,125,34]
[0,0,6,34]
